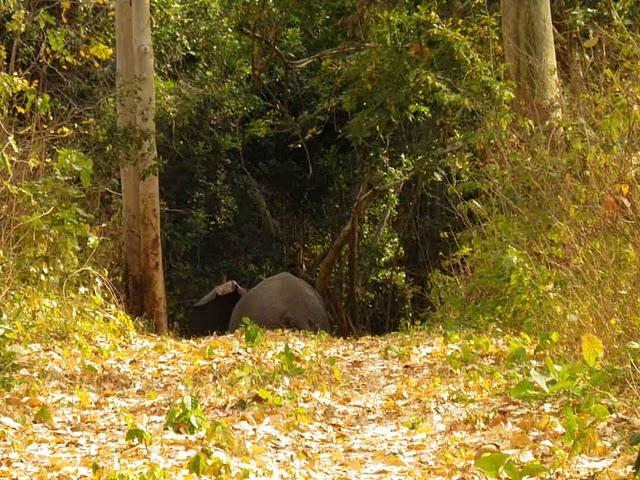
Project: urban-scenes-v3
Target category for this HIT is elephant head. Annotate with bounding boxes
[187,280,246,336]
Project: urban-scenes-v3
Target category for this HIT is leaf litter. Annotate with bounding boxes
[0,330,636,479]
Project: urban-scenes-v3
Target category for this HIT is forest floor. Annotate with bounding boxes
[0,329,637,479]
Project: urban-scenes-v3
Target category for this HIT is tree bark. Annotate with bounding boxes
[115,0,144,317]
[501,0,561,124]
[131,0,168,334]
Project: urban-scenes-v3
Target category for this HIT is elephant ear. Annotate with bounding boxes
[194,280,245,307]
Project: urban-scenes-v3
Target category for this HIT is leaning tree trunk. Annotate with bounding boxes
[115,0,143,317]
[131,0,168,334]
[501,0,561,124]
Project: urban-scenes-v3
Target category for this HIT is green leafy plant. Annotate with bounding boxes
[187,447,231,478]
[33,404,53,424]
[254,388,286,407]
[475,451,547,479]
[164,395,208,434]
[0,321,18,391]
[125,421,152,448]
[240,318,264,348]
[277,344,304,376]
[206,420,237,452]
[92,465,170,480]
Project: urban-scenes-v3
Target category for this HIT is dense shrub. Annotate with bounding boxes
[430,26,640,359]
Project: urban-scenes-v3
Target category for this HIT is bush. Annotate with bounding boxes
[430,29,640,362]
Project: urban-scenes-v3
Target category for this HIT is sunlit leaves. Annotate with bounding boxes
[33,404,53,424]
[581,333,604,369]
[240,318,264,348]
[164,395,208,434]
[0,322,17,391]
[0,327,635,478]
[187,447,231,478]
[125,425,152,448]
[475,452,510,477]
[277,344,304,376]
[88,43,113,60]
[475,451,548,480]
[206,421,237,452]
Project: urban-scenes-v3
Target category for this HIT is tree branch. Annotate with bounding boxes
[238,27,371,69]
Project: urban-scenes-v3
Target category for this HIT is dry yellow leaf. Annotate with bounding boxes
[583,35,599,48]
[383,399,397,410]
[344,458,363,471]
[509,431,531,448]
[373,451,405,467]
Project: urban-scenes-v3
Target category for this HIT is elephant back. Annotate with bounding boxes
[228,272,330,332]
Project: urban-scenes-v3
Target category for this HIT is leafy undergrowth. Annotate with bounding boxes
[0,328,638,479]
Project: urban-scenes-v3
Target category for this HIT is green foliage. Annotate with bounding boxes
[277,344,304,376]
[164,395,208,434]
[429,23,640,374]
[33,404,53,424]
[92,465,170,480]
[125,422,152,448]
[581,333,604,369]
[0,0,133,364]
[475,451,547,480]
[206,420,237,452]
[240,318,264,348]
[187,447,231,478]
[149,0,504,332]
[0,321,18,390]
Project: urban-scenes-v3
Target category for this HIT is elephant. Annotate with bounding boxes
[187,280,246,336]
[228,272,331,332]
[187,272,331,335]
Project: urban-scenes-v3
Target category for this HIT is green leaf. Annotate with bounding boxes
[164,395,208,434]
[562,407,580,446]
[503,460,522,480]
[187,451,208,476]
[125,426,151,446]
[590,403,610,421]
[506,345,527,363]
[0,151,13,175]
[530,369,549,393]
[241,318,264,348]
[581,333,604,369]
[277,344,304,376]
[88,43,113,60]
[630,432,640,447]
[520,462,549,477]
[475,452,510,477]
[33,404,53,424]
[510,379,541,400]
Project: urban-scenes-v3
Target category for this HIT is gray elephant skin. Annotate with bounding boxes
[188,272,331,336]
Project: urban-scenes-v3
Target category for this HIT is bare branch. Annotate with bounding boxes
[238,27,372,69]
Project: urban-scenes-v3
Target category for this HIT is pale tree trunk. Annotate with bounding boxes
[115,0,144,317]
[131,0,168,334]
[501,0,561,124]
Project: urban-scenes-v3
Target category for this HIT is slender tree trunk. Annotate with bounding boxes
[501,0,561,124]
[131,0,168,334]
[348,211,359,329]
[115,0,143,317]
